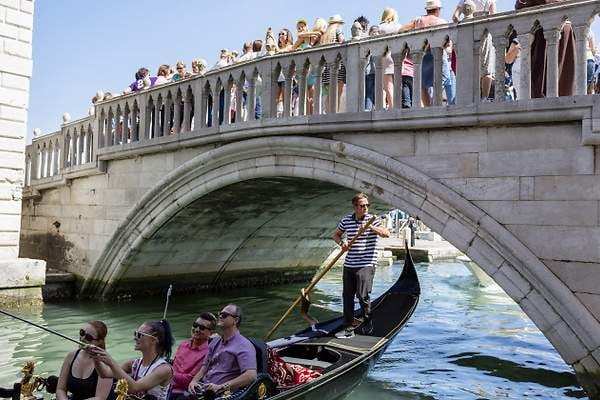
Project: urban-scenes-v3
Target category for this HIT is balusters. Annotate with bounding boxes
[544,28,561,98]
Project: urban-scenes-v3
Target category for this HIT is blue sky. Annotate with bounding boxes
[27,0,598,141]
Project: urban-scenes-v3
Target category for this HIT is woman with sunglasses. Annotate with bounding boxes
[169,313,217,400]
[56,321,114,400]
[87,320,174,400]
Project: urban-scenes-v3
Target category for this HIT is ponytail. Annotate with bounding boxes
[145,320,175,360]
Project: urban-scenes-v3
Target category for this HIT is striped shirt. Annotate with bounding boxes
[337,213,381,268]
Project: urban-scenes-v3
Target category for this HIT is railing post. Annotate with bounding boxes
[247,77,257,120]
[374,55,385,111]
[412,51,423,108]
[283,67,293,117]
[392,52,404,111]
[493,35,508,102]
[212,86,220,126]
[261,64,274,119]
[194,81,206,129]
[432,46,444,107]
[223,80,232,124]
[456,23,475,106]
[183,91,193,131]
[298,66,307,116]
[574,25,590,95]
[163,95,173,135]
[173,94,182,134]
[315,63,324,115]
[235,77,244,122]
[345,46,362,113]
[130,105,138,142]
[329,61,339,114]
[518,32,531,100]
[544,28,561,98]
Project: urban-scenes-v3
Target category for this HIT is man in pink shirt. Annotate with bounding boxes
[169,312,217,400]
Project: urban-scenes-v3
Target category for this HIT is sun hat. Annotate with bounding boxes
[425,0,442,10]
[328,14,344,24]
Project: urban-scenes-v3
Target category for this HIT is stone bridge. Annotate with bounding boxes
[18,1,600,395]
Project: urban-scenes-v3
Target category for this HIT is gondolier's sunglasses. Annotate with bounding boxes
[358,204,369,208]
[79,329,97,342]
[192,322,211,331]
[133,330,157,340]
[218,311,238,319]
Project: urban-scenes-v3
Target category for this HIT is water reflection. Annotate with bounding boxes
[0,260,588,399]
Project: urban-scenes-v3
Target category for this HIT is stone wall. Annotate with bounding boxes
[0,0,33,259]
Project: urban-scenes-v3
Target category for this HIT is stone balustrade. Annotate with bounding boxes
[24,0,600,190]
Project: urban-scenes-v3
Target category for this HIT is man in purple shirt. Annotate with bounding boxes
[188,304,257,396]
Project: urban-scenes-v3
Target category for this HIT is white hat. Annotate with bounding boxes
[425,0,442,10]
[328,14,344,24]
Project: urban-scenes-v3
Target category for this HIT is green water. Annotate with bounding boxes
[0,261,588,399]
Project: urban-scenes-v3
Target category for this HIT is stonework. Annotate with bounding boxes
[17,0,600,397]
[0,0,44,302]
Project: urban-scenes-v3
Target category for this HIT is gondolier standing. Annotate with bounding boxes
[333,193,390,338]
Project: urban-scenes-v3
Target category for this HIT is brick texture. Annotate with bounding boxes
[0,3,32,256]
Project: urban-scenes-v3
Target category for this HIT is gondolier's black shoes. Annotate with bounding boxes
[354,317,374,335]
[335,326,355,339]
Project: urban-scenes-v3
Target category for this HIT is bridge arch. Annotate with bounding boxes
[81,135,599,372]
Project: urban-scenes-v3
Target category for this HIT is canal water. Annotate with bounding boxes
[0,260,587,399]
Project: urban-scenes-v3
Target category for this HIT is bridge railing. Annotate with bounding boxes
[24,0,599,190]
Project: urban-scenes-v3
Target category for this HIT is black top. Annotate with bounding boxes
[67,349,98,400]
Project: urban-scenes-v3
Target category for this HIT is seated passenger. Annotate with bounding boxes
[169,313,217,399]
[188,304,256,397]
[56,321,114,400]
[87,320,174,400]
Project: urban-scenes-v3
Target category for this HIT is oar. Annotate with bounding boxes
[0,309,86,347]
[264,215,377,340]
[162,284,173,320]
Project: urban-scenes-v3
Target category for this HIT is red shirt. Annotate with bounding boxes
[171,339,208,393]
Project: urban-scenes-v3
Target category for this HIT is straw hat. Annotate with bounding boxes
[328,14,344,24]
[425,0,442,10]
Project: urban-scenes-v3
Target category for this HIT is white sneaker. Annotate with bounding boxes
[335,327,355,339]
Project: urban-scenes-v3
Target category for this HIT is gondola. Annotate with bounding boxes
[233,241,420,400]
[1,243,419,400]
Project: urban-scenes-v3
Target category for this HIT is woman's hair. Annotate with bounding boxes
[157,64,170,77]
[252,39,263,52]
[145,320,175,360]
[88,320,108,349]
[381,7,398,24]
[135,67,149,80]
[313,18,328,33]
[278,29,294,48]
[199,312,217,330]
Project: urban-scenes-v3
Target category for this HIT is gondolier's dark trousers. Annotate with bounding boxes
[343,265,375,326]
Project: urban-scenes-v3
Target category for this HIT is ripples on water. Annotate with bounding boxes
[0,260,587,399]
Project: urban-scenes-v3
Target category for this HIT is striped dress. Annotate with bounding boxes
[337,213,381,268]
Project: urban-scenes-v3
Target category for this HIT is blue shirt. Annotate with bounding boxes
[337,213,381,268]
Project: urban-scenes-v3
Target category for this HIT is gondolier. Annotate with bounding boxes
[333,193,390,338]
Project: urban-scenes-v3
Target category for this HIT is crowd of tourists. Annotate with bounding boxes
[95,0,597,118]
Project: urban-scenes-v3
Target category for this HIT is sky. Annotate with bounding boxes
[27,0,599,142]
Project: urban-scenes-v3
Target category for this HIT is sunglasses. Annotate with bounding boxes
[133,330,157,340]
[357,204,370,208]
[192,322,211,331]
[218,311,238,319]
[79,329,97,342]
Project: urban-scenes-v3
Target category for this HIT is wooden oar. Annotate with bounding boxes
[264,215,377,340]
[0,309,86,347]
